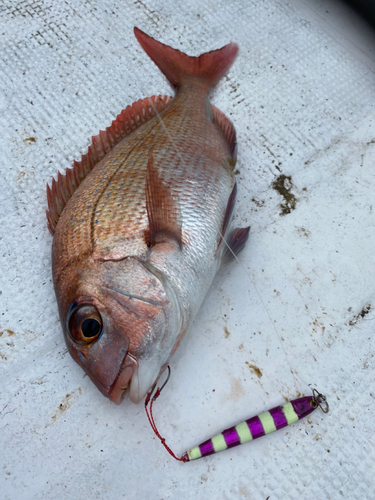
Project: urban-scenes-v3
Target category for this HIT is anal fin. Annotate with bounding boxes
[145,152,182,248]
[221,227,250,267]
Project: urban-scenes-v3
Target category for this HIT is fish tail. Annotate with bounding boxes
[134,27,238,91]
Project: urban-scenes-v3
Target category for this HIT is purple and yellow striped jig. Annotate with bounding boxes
[145,368,329,463]
[182,390,328,461]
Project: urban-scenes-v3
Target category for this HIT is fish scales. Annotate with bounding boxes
[48,28,250,405]
[54,100,228,264]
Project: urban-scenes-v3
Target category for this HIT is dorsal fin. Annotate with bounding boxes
[145,151,182,248]
[211,104,237,160]
[46,94,173,235]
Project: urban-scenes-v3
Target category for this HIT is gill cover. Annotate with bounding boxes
[63,258,182,404]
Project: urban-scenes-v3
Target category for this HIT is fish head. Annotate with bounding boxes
[54,256,182,405]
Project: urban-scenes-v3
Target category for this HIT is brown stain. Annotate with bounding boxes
[297,226,310,238]
[282,389,301,402]
[51,388,81,422]
[17,169,35,182]
[239,485,250,498]
[271,174,298,216]
[224,326,230,339]
[238,343,244,350]
[228,158,236,170]
[34,377,47,385]
[0,329,16,337]
[348,304,371,326]
[312,318,325,334]
[0,352,7,360]
[245,362,262,379]
[302,277,313,287]
[23,137,36,143]
[251,197,265,208]
[230,378,245,402]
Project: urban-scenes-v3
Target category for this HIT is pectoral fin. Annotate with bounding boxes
[145,153,182,248]
[221,227,250,267]
[221,182,237,238]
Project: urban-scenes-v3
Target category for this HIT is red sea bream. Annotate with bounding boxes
[47,27,250,405]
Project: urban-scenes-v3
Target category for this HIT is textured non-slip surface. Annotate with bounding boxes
[1,0,375,498]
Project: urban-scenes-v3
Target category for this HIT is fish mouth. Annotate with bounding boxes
[109,353,138,405]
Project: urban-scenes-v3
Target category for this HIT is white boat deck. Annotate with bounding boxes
[1,0,375,498]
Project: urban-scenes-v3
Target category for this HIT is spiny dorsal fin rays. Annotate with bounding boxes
[145,151,182,249]
[211,104,237,161]
[46,99,236,235]
[46,95,174,235]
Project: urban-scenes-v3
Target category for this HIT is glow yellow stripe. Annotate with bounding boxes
[282,402,299,425]
[212,433,227,452]
[258,411,276,434]
[187,446,202,461]
[235,421,253,443]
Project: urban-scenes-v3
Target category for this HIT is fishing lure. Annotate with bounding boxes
[145,368,329,462]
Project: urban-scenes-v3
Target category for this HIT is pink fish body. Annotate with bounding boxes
[47,28,250,404]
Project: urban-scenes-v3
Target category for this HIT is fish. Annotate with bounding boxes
[47,27,250,405]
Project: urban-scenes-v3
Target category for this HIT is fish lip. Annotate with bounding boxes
[109,353,138,405]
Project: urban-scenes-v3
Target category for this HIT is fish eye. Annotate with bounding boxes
[68,305,102,344]
[81,318,101,338]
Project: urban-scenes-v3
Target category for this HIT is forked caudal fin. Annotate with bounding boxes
[134,27,238,90]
